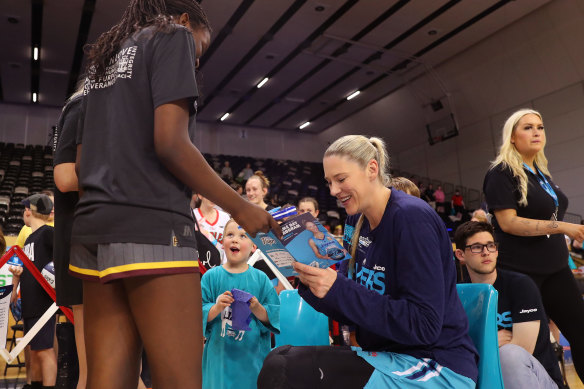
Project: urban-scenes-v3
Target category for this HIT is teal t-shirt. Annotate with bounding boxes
[201,265,280,389]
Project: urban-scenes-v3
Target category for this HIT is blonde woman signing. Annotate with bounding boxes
[258,135,478,388]
[483,109,584,380]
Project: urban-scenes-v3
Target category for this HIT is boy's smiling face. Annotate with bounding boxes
[223,221,255,265]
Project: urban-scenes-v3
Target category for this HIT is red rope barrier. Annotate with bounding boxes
[1,246,74,324]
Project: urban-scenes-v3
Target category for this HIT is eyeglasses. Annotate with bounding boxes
[464,242,498,254]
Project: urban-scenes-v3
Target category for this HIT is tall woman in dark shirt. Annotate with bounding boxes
[74,1,279,388]
[483,108,584,379]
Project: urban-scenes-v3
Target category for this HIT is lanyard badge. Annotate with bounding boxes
[524,163,558,237]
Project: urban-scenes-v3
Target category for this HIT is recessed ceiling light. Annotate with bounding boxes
[299,121,310,130]
[315,5,325,12]
[220,113,230,121]
[346,90,360,101]
[33,46,39,61]
[256,77,269,88]
[428,29,438,36]
[7,16,19,24]
[32,93,38,103]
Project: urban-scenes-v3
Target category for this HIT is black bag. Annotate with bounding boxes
[194,217,221,272]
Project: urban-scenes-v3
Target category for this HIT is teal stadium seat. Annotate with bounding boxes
[275,289,329,347]
[457,283,505,389]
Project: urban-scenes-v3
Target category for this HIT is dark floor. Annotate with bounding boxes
[0,378,26,389]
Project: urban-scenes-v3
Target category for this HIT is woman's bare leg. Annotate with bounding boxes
[83,280,142,389]
[124,273,203,389]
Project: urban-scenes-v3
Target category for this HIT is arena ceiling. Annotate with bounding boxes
[0,0,552,133]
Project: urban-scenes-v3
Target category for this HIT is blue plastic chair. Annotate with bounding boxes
[456,283,505,389]
[274,289,330,347]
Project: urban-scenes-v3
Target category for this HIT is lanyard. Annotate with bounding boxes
[523,163,559,208]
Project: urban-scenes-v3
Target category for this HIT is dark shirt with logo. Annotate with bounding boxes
[72,25,200,248]
[484,163,569,275]
[494,268,563,387]
[21,225,54,318]
[299,189,478,382]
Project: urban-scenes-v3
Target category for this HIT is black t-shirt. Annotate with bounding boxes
[493,269,563,387]
[21,225,55,318]
[72,25,199,248]
[53,96,82,270]
[483,163,569,274]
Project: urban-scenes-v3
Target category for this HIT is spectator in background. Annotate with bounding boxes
[484,108,584,381]
[298,197,319,219]
[434,185,446,215]
[239,163,254,181]
[391,177,420,198]
[230,182,243,196]
[15,190,54,248]
[454,221,563,389]
[245,171,275,211]
[451,189,465,215]
[471,209,489,223]
[423,184,436,209]
[194,195,231,263]
[220,160,233,181]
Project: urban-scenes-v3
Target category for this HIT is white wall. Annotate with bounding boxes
[319,0,584,217]
[195,122,326,162]
[0,103,61,146]
[0,102,327,163]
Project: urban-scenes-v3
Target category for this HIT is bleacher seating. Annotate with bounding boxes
[0,142,54,235]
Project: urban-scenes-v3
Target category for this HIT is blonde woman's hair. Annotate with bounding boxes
[391,177,420,198]
[248,170,270,190]
[324,135,391,273]
[491,109,550,207]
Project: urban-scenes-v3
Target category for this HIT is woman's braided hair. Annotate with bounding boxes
[85,0,210,80]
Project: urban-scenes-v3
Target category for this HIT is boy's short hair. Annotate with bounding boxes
[391,177,420,198]
[30,210,51,222]
[223,218,237,234]
[454,221,494,250]
[22,194,53,215]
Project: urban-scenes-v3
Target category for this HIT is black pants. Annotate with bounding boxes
[257,345,374,389]
[526,266,584,381]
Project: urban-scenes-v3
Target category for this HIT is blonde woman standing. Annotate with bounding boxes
[483,109,584,380]
[259,135,478,388]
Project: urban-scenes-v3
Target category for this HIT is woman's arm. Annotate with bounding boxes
[153,100,280,238]
[54,163,78,192]
[309,239,329,259]
[494,208,584,240]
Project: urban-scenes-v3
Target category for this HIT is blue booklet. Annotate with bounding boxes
[249,213,349,277]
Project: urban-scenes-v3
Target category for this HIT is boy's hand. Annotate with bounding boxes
[215,291,234,310]
[8,266,23,277]
[249,296,261,311]
[10,292,18,305]
[249,296,269,324]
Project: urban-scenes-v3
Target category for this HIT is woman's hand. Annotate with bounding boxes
[563,223,584,242]
[293,262,337,298]
[232,202,282,239]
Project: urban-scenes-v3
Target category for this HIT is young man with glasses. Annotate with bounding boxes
[454,221,564,389]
